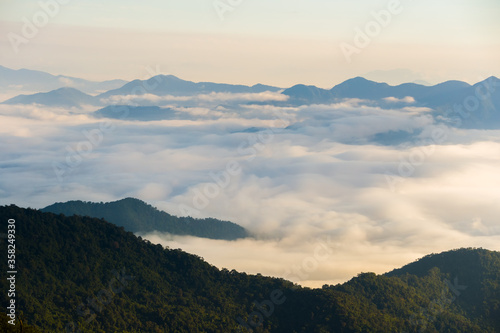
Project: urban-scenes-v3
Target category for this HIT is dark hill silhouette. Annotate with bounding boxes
[42,197,249,240]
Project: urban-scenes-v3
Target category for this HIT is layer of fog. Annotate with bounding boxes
[99,91,289,106]
[2,96,500,287]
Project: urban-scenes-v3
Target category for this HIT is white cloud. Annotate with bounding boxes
[100,94,191,105]
[58,77,76,87]
[2,100,500,287]
[196,91,289,102]
[383,96,416,104]
[99,91,288,106]
[137,183,172,201]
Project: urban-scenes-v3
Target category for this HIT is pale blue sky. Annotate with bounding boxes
[1,0,499,86]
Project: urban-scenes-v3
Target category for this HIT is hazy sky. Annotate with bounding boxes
[1,0,500,87]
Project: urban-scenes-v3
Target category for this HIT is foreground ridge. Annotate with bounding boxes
[1,205,499,332]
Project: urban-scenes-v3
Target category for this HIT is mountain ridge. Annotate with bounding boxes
[2,87,98,108]
[41,197,250,241]
[282,76,481,104]
[98,74,283,99]
[2,66,499,129]
[0,65,127,95]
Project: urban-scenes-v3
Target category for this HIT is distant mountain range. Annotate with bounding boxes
[97,74,281,99]
[282,76,488,106]
[42,197,249,240]
[0,68,282,108]
[282,76,500,129]
[0,65,126,95]
[1,205,499,332]
[2,65,500,129]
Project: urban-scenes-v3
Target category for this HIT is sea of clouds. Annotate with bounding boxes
[2,92,500,287]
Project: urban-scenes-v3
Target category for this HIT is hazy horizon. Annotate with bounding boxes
[2,0,500,87]
[3,64,500,91]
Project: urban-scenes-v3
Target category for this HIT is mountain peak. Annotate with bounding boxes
[119,197,147,203]
[346,76,371,83]
[2,86,97,107]
[479,75,500,85]
[282,84,332,104]
[385,247,496,278]
[330,76,390,99]
[334,76,388,88]
[152,74,184,81]
[53,86,87,93]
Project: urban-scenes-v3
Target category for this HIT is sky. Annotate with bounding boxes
[1,0,500,87]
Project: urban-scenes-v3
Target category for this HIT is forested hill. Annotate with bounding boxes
[42,197,249,240]
[1,205,499,332]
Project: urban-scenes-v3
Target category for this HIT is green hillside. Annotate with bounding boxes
[1,205,499,332]
[42,198,249,241]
